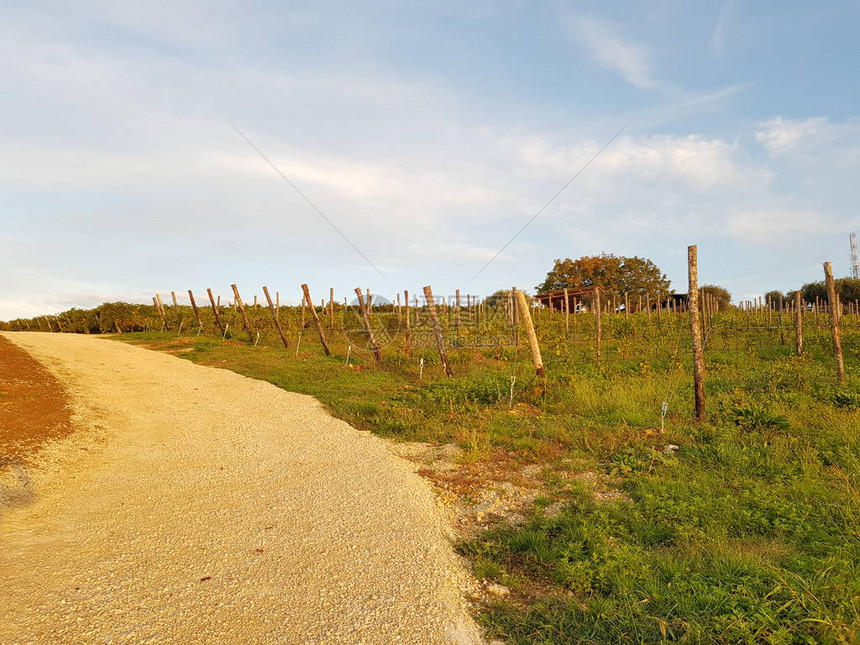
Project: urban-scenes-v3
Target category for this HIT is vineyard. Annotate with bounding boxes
[3,281,860,643]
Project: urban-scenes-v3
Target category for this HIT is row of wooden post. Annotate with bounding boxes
[687,250,847,422]
[151,255,848,419]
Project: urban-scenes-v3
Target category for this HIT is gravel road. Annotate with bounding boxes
[0,332,483,645]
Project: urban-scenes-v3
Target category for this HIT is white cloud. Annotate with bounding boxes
[407,241,513,262]
[566,15,658,90]
[727,209,827,243]
[754,116,860,161]
[516,133,766,190]
[2,2,858,318]
[710,2,733,56]
[755,117,832,156]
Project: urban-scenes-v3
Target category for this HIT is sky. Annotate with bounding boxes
[3,0,860,319]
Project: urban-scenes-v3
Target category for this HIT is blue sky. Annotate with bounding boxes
[3,1,859,318]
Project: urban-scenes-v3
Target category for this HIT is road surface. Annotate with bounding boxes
[0,332,481,644]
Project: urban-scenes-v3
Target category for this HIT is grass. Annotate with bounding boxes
[12,304,860,643]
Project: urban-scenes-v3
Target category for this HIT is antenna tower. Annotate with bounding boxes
[851,231,860,279]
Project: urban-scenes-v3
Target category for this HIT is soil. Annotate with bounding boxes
[0,335,71,461]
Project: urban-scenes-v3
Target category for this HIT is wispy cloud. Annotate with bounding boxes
[566,15,658,90]
[727,209,829,243]
[755,116,860,158]
[710,2,733,56]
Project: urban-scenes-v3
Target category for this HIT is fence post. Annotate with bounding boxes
[263,286,290,350]
[511,287,520,346]
[301,284,331,356]
[594,287,602,358]
[155,293,170,331]
[207,289,225,334]
[354,288,382,363]
[423,285,453,376]
[403,289,412,355]
[329,288,335,332]
[171,291,181,328]
[823,262,846,385]
[514,288,545,378]
[688,245,706,422]
[794,290,804,356]
[231,284,252,337]
[187,290,204,330]
[563,288,570,334]
[153,295,169,331]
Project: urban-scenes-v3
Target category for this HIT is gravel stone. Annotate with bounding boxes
[1,333,484,644]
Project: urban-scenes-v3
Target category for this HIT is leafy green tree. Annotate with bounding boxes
[764,290,785,308]
[701,285,732,310]
[485,289,534,308]
[536,254,671,302]
[801,278,860,303]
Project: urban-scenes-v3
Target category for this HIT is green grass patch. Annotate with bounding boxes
[108,308,860,644]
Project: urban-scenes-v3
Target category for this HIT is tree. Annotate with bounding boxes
[535,254,671,302]
[764,290,785,308]
[801,278,860,304]
[485,289,534,308]
[701,285,732,310]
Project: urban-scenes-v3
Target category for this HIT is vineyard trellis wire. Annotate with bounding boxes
[2,281,857,420]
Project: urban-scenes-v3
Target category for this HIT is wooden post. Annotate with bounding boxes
[514,288,545,378]
[423,286,453,377]
[624,292,629,318]
[455,289,461,333]
[403,289,412,355]
[794,290,804,356]
[511,287,520,346]
[354,288,382,363]
[263,286,289,350]
[594,287,602,358]
[207,289,225,334]
[154,295,169,330]
[155,293,170,330]
[187,290,204,330]
[688,245,706,422]
[301,284,331,356]
[823,262,846,385]
[329,288,335,332]
[563,288,570,334]
[171,290,181,329]
[231,284,252,337]
[276,291,280,322]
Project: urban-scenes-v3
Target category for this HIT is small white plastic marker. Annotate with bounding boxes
[509,375,517,408]
[661,401,669,432]
[345,343,352,366]
[419,357,425,380]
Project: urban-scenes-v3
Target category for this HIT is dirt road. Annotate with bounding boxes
[0,333,482,644]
